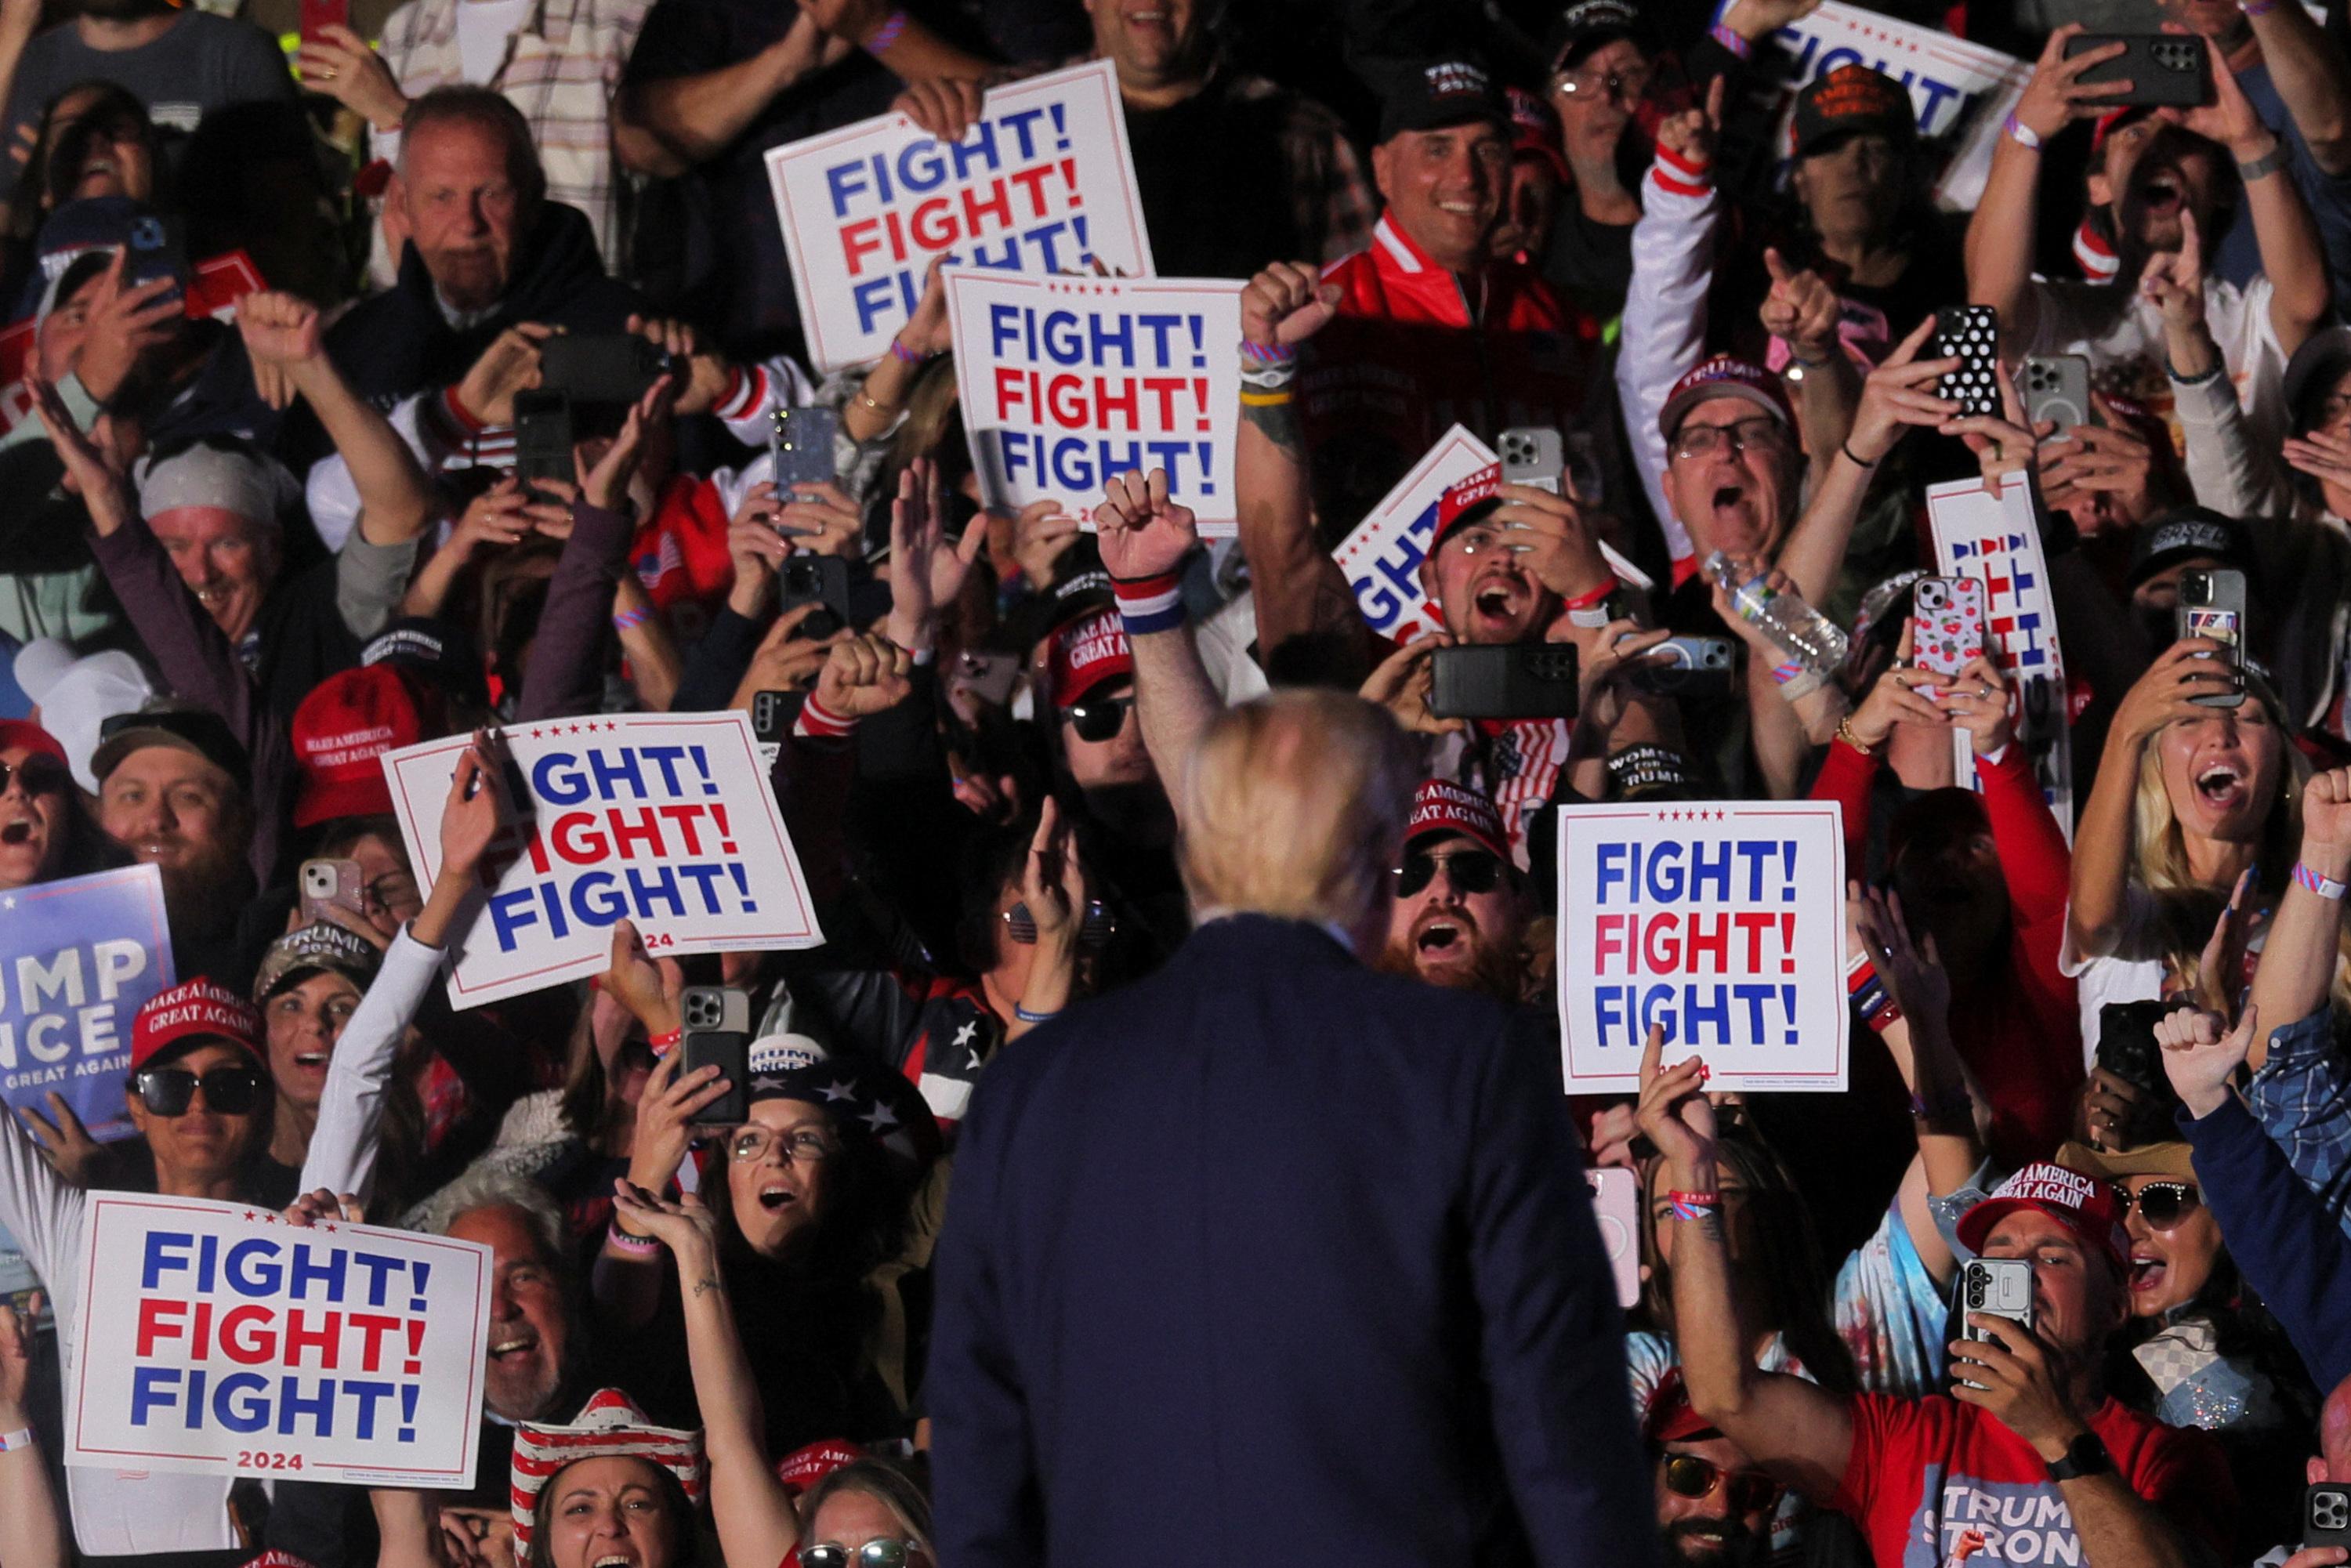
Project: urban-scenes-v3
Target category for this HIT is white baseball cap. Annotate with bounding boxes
[15,640,154,791]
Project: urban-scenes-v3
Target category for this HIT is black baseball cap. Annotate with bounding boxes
[1378,56,1509,143]
[2125,508,2257,588]
[1544,0,1648,71]
[92,703,252,795]
[362,614,490,711]
[2283,323,2351,436]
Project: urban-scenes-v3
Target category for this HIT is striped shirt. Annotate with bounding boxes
[372,0,650,272]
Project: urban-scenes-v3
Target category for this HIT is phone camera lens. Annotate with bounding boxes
[1966,1279,1984,1305]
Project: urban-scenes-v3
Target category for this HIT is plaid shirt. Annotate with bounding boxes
[374,0,649,271]
[2246,1004,2351,1233]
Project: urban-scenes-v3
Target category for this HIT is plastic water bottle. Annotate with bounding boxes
[1703,551,1849,676]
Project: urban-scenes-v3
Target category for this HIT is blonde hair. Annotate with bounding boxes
[2127,684,2351,999]
[1179,690,1417,932]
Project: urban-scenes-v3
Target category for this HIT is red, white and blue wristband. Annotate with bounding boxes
[1847,954,1903,1032]
[1111,570,1186,636]
[863,9,909,53]
[1708,22,1752,56]
[1668,1191,1722,1221]
[1650,141,1713,198]
[2294,861,2349,900]
[0,1426,33,1453]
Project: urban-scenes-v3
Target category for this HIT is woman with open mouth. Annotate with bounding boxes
[509,1387,707,1568]
[592,999,942,1463]
[0,719,110,893]
[2067,649,2333,1059]
[2055,1138,2317,1551]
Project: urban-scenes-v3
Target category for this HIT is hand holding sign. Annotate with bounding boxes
[891,74,988,144]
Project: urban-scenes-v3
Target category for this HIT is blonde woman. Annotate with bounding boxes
[2067,638,2313,1070]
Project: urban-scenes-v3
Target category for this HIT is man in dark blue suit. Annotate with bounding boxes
[929,480,1654,1565]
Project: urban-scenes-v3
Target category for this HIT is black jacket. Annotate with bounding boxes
[327,201,645,409]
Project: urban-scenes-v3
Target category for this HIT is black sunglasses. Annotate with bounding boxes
[133,1064,266,1117]
[1392,847,1505,899]
[2119,1179,2202,1229]
[1003,898,1116,948]
[0,754,68,797]
[799,1544,923,1568]
[1662,1452,1781,1514]
[1061,693,1135,743]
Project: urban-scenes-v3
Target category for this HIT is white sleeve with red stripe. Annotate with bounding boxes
[715,355,820,448]
[1614,143,1719,570]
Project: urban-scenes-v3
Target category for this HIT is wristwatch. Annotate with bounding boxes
[2045,1432,2111,1482]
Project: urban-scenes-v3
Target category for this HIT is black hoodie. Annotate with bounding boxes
[326,200,646,411]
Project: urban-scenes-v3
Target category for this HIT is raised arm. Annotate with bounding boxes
[2244,0,2351,172]
[1966,28,2129,339]
[1096,466,1219,835]
[516,377,673,723]
[0,1295,64,1568]
[2249,766,2351,1061]
[1640,1028,1856,1502]
[301,733,510,1203]
[243,292,433,549]
[2181,36,2329,356]
[611,1184,800,1568]
[1776,317,1958,609]
[1234,263,1371,679]
[2067,642,2232,958]
[617,11,848,176]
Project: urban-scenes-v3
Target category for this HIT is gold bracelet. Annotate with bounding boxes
[856,392,897,416]
[1835,715,1877,755]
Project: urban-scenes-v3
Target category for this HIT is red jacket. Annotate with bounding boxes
[1302,213,1595,507]
[1811,742,2081,1164]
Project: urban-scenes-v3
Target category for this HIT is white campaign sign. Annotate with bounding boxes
[1556,801,1849,1094]
[1331,426,1496,646]
[1928,473,2075,842]
[382,712,821,1009]
[67,1195,491,1487]
[1734,2,2030,211]
[947,270,1244,534]
[766,61,1154,371]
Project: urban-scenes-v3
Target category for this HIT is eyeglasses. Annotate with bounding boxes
[1554,64,1652,103]
[1060,693,1135,743]
[2118,1179,2202,1229]
[727,1125,840,1164]
[1661,1452,1782,1514]
[799,1543,926,1568]
[1392,848,1505,899]
[1003,898,1117,948]
[133,1064,266,1117]
[364,871,422,915]
[0,755,67,798]
[1669,416,1789,462]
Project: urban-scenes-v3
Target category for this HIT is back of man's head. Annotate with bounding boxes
[1179,691,1417,939]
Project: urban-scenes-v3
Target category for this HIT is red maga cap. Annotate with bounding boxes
[1406,779,1509,862]
[291,664,433,828]
[1956,1161,2129,1274]
[1429,462,1504,553]
[1045,607,1134,708]
[130,979,265,1073]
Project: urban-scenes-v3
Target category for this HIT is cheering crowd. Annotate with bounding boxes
[0,0,2350,1562]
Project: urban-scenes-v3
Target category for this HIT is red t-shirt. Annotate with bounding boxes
[1831,1393,2232,1566]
